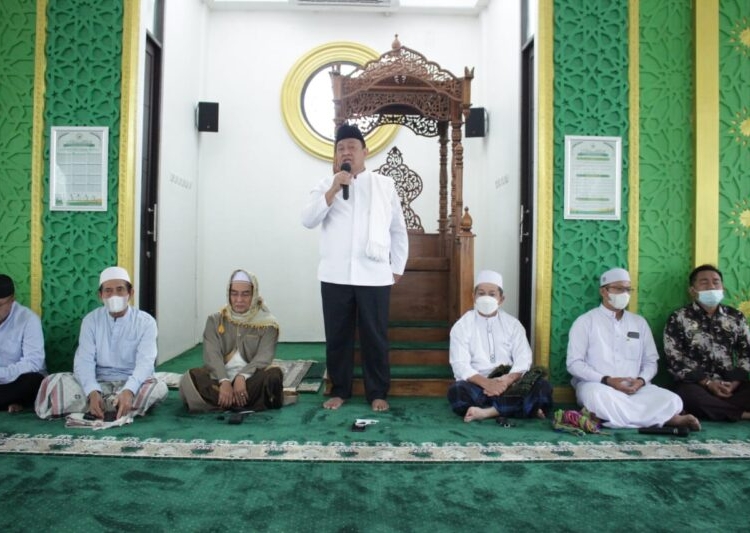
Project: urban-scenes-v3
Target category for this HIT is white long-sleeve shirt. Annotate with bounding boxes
[0,302,47,384]
[566,304,658,387]
[73,306,158,396]
[301,170,408,286]
[449,309,532,381]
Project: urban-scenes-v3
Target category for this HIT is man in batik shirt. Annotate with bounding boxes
[664,264,750,421]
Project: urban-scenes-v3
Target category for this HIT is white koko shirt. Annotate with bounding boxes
[566,304,659,387]
[449,309,532,381]
[301,170,408,286]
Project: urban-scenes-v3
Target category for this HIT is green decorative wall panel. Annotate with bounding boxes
[550,0,630,385]
[0,1,36,304]
[637,2,694,345]
[42,0,124,372]
[719,3,750,318]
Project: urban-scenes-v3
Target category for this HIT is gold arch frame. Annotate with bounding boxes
[281,41,398,161]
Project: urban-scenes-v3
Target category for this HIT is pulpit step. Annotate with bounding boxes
[355,348,448,366]
[387,322,449,342]
[349,378,453,397]
[324,364,455,397]
[324,377,453,397]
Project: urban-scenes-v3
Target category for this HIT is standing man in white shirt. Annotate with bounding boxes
[0,274,47,412]
[35,266,167,420]
[566,267,700,430]
[302,124,408,412]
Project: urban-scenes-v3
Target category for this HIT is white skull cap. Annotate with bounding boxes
[231,270,252,284]
[600,268,630,287]
[99,266,131,286]
[475,269,503,290]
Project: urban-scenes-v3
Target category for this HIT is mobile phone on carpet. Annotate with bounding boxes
[228,413,244,425]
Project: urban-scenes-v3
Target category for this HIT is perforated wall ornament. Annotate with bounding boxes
[637,1,696,339]
[0,3,36,301]
[41,1,124,371]
[549,0,630,384]
[720,7,750,318]
[376,147,424,232]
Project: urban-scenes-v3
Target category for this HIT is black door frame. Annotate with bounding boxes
[518,32,535,339]
[139,33,162,317]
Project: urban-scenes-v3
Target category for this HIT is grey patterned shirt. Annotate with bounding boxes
[664,302,750,383]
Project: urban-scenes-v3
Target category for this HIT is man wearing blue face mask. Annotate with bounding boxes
[447,270,553,422]
[567,268,700,430]
[664,264,750,421]
[35,266,168,420]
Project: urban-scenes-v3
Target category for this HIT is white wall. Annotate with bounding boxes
[153,2,523,359]
[154,0,209,362]
[474,0,523,314]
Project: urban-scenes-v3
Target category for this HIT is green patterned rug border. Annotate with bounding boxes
[2,433,750,463]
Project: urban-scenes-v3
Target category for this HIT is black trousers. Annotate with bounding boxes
[321,282,391,402]
[674,381,750,421]
[0,372,45,409]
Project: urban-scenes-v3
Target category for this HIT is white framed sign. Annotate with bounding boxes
[50,126,109,211]
[564,135,622,220]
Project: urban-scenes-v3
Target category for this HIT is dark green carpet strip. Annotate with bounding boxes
[1,455,747,532]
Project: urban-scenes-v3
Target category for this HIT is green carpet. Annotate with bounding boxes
[1,343,749,531]
[0,455,748,532]
[2,342,750,459]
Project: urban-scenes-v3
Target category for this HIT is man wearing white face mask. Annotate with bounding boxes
[566,268,700,430]
[664,264,750,421]
[35,266,167,420]
[447,270,553,422]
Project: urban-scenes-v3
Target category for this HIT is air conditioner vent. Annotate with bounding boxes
[295,0,393,7]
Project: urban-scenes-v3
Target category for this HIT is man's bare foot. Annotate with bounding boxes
[536,408,546,419]
[7,403,23,413]
[666,413,701,431]
[463,406,499,422]
[371,399,389,412]
[323,397,344,410]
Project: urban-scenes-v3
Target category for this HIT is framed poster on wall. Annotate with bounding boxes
[564,135,622,220]
[50,126,108,211]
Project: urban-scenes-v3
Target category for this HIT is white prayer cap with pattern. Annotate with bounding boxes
[475,269,503,290]
[99,266,131,286]
[231,270,252,284]
[600,268,630,287]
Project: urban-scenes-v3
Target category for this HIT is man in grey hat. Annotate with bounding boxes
[302,124,408,412]
[35,266,167,420]
[566,267,700,430]
[448,269,553,422]
[0,274,47,412]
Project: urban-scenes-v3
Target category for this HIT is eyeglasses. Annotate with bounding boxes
[606,286,633,294]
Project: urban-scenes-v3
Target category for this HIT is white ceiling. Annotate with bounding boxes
[203,0,490,16]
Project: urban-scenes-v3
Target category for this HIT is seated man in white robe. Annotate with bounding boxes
[566,267,700,430]
[35,266,167,420]
[448,270,553,422]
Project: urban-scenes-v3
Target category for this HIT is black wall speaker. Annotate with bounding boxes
[196,102,219,132]
[465,107,487,138]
